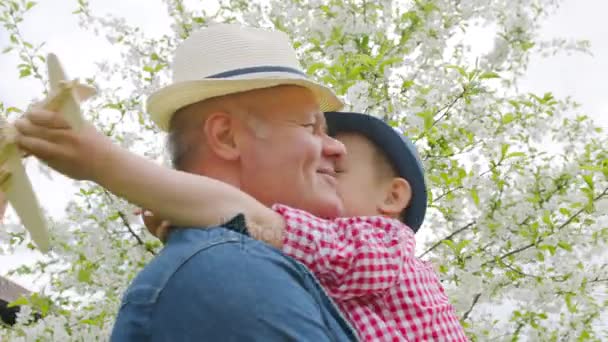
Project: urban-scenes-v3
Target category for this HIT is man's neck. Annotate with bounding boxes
[189,160,241,189]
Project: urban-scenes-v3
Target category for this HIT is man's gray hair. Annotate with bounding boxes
[166,95,268,171]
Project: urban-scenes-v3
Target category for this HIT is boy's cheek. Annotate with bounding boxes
[335,175,353,201]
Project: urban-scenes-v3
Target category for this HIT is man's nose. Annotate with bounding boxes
[321,134,346,158]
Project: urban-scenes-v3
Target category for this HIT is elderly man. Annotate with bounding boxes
[108,25,358,341]
[0,24,357,340]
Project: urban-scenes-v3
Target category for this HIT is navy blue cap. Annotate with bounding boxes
[325,112,427,232]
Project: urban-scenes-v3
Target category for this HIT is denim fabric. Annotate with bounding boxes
[111,221,358,341]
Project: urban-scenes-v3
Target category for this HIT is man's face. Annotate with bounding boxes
[237,86,346,218]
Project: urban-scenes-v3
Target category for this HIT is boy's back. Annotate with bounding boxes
[276,205,467,341]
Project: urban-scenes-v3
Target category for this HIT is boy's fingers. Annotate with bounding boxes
[24,109,70,129]
[157,221,171,243]
[13,134,63,162]
[0,191,7,224]
[142,211,163,235]
[0,168,11,192]
[15,118,61,140]
[160,220,170,228]
[15,118,76,148]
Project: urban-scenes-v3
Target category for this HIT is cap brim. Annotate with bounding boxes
[147,78,344,131]
[325,111,427,232]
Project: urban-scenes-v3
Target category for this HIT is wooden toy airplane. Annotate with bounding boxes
[0,53,96,252]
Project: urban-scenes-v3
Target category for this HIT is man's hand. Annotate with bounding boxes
[13,108,112,182]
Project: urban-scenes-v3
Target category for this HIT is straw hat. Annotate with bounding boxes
[147,24,344,131]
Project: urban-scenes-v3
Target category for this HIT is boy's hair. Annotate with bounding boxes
[370,143,410,223]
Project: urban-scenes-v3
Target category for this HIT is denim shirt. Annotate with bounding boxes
[111,215,359,341]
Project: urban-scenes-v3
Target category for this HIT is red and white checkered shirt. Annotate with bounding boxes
[273,204,468,342]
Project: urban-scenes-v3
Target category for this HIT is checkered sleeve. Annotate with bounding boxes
[272,204,415,301]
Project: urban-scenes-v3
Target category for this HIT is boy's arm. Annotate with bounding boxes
[97,137,285,246]
[14,109,285,247]
[274,204,414,301]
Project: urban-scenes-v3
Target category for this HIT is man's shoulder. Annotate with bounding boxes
[122,227,246,304]
[112,226,359,342]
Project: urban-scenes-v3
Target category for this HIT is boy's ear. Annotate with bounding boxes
[203,111,241,161]
[378,177,412,218]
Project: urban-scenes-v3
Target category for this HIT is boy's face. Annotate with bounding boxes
[334,133,391,217]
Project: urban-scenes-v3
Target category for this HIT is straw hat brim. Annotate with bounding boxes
[147,78,344,131]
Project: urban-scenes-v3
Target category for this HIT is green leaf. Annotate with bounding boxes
[479,71,500,79]
[25,1,36,10]
[470,188,480,205]
[417,110,434,131]
[500,143,509,159]
[378,56,403,72]
[502,113,515,124]
[455,239,471,253]
[579,165,603,172]
[307,62,325,75]
[445,65,466,77]
[506,152,526,159]
[520,41,535,51]
[402,79,414,89]
[442,239,455,250]
[582,174,594,189]
[542,211,553,226]
[564,292,577,313]
[536,251,544,262]
[19,68,31,78]
[78,267,92,283]
[539,244,556,255]
[108,212,121,221]
[578,329,591,341]
[8,295,28,307]
[6,106,22,114]
[558,241,573,252]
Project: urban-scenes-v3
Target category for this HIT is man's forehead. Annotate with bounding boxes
[282,109,324,121]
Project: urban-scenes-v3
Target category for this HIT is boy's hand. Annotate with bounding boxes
[136,209,172,242]
[13,108,112,182]
[0,191,7,224]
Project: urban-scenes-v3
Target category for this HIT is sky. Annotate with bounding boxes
[0,0,607,289]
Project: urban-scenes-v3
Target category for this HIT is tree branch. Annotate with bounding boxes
[419,221,476,258]
[483,187,608,267]
[102,190,156,256]
[462,293,481,320]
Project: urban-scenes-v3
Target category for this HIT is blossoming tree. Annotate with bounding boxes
[1,0,606,340]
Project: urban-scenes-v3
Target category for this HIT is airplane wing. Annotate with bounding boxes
[0,53,97,252]
[0,139,49,252]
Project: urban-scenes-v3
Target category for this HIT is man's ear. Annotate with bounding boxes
[203,111,241,161]
[378,177,412,218]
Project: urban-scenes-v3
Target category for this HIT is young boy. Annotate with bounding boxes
[13,109,467,341]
